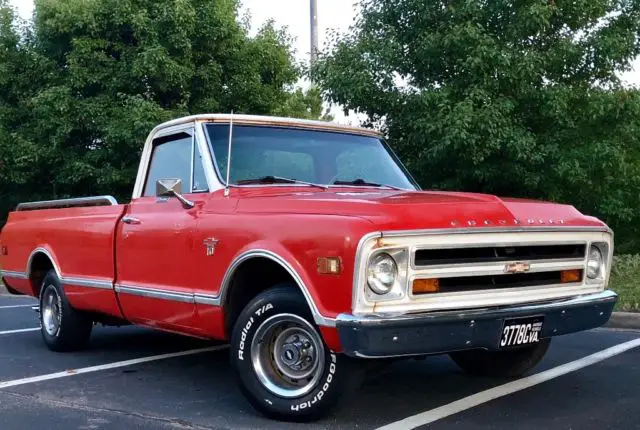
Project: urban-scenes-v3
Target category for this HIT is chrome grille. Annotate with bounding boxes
[414,244,586,267]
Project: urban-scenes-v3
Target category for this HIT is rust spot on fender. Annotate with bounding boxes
[373,237,395,249]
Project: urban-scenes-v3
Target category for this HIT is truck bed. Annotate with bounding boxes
[0,198,127,317]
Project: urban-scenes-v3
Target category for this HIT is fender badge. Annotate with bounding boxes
[203,238,219,256]
[504,262,531,274]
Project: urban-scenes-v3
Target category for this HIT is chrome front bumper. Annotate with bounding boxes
[336,290,617,358]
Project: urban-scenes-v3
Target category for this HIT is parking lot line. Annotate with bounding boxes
[0,328,40,335]
[376,338,640,430]
[0,345,228,390]
[0,304,36,309]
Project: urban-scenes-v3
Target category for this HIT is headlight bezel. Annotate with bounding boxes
[586,246,603,279]
[367,252,397,295]
[364,248,409,302]
[585,241,611,285]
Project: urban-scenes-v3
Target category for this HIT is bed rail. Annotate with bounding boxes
[16,196,118,211]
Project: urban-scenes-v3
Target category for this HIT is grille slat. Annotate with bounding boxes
[433,271,579,294]
[414,244,585,267]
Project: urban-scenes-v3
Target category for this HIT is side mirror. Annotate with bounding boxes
[156,178,195,209]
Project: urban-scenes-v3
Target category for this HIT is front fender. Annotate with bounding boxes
[221,241,336,328]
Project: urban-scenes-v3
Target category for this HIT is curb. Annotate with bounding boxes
[606,312,640,330]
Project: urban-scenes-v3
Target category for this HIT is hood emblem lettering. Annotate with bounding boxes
[449,218,565,228]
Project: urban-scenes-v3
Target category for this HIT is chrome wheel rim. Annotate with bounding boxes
[42,287,61,336]
[250,313,325,398]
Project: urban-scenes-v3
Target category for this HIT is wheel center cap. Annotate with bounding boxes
[281,344,300,365]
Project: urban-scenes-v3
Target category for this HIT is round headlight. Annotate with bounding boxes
[367,253,398,295]
[586,246,603,279]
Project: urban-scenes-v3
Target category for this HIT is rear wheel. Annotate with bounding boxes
[39,270,93,352]
[230,284,363,422]
[450,339,551,378]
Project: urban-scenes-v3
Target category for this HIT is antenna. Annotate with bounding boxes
[310,0,319,67]
[224,111,234,197]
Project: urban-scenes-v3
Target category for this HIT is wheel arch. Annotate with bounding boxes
[26,247,62,297]
[221,248,335,336]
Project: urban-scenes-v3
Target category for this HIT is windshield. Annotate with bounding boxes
[205,124,418,190]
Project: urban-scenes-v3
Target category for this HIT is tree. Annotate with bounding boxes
[0,0,323,224]
[314,0,640,252]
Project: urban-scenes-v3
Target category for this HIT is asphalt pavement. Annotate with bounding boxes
[0,292,639,430]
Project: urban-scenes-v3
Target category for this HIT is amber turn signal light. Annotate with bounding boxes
[317,257,342,275]
[412,278,440,294]
[560,269,582,283]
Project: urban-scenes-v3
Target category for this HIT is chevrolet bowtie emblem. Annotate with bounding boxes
[203,238,219,256]
[504,262,531,274]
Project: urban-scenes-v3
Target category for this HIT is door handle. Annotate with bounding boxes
[122,216,141,225]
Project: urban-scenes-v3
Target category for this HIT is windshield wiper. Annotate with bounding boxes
[331,178,404,190]
[235,176,328,190]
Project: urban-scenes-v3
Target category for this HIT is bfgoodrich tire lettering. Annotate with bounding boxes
[39,270,93,352]
[230,284,363,422]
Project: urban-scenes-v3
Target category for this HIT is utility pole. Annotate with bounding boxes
[310,0,319,67]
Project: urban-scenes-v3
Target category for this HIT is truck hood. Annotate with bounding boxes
[234,188,606,231]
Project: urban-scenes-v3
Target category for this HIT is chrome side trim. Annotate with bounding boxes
[0,270,28,280]
[337,290,618,326]
[194,293,219,306]
[60,277,113,290]
[115,284,195,304]
[26,248,62,279]
[16,196,118,211]
[218,249,336,327]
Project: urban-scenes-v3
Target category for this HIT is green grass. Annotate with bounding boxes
[610,255,640,312]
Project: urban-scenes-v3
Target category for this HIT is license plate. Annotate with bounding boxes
[500,317,544,348]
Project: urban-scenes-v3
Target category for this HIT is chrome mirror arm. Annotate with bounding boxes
[170,190,195,209]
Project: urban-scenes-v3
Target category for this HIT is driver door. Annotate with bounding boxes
[115,126,210,335]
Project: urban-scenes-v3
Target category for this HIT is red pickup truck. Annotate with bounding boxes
[0,114,616,421]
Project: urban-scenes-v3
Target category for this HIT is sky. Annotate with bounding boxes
[8,0,640,112]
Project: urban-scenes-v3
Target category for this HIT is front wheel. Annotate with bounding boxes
[450,339,551,378]
[230,285,363,422]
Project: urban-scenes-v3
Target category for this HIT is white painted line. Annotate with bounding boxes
[0,328,40,335]
[376,338,640,430]
[0,304,37,309]
[0,345,228,390]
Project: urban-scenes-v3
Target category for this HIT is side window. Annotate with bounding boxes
[192,143,208,192]
[143,133,193,197]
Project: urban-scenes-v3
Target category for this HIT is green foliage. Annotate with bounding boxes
[611,254,640,311]
[0,0,323,220]
[314,0,640,252]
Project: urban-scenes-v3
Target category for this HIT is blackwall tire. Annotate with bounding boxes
[230,284,363,422]
[39,270,93,352]
[449,339,551,378]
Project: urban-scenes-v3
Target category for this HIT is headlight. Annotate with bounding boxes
[586,246,603,279]
[367,253,397,295]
